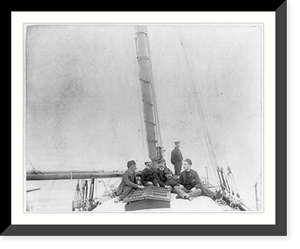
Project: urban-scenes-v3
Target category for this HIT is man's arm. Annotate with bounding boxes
[193,171,202,189]
[123,174,139,188]
[170,150,175,164]
[173,150,182,162]
[178,173,184,185]
[140,170,148,185]
[157,171,166,187]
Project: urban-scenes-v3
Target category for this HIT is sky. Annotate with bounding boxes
[26,24,262,210]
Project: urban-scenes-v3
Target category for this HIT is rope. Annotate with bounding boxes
[176,34,217,184]
[26,156,36,170]
[144,29,163,148]
[179,32,217,168]
[243,176,261,199]
[177,28,220,180]
[214,83,229,165]
[187,39,220,171]
[42,180,56,211]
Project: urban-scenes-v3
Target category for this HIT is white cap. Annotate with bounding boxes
[144,158,152,164]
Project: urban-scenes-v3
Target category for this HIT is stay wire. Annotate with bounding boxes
[177,38,217,184]
[177,28,219,171]
[42,180,56,211]
[145,29,163,148]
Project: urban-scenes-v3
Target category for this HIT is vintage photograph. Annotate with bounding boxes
[25,24,263,213]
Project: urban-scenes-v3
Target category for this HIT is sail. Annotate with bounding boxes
[26,25,262,211]
[26,25,148,172]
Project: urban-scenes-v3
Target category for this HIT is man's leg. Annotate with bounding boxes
[199,185,215,199]
[118,186,134,201]
[173,186,190,198]
[152,179,159,186]
[189,188,202,198]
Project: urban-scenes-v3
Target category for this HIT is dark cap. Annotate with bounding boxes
[174,141,181,144]
[127,160,136,168]
[157,158,165,163]
[164,169,173,175]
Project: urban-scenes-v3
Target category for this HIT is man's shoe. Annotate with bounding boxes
[214,190,223,200]
[183,195,192,201]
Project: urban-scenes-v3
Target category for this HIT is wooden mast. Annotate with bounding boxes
[135,26,160,167]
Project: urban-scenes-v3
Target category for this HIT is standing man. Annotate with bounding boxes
[171,141,183,176]
[115,160,145,203]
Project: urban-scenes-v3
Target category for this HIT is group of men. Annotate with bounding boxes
[114,141,223,203]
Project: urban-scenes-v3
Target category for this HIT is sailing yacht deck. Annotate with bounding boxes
[93,193,225,212]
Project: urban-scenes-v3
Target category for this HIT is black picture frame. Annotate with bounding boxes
[6,2,287,236]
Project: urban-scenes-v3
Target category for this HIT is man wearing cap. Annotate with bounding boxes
[140,158,160,187]
[171,141,183,176]
[115,160,145,203]
[156,158,172,189]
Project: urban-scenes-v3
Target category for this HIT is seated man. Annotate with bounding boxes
[140,158,160,187]
[164,169,192,201]
[115,160,145,203]
[178,158,223,200]
[156,158,172,189]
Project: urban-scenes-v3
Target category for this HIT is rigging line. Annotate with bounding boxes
[177,43,218,183]
[177,28,218,171]
[177,30,219,184]
[26,156,36,170]
[188,55,220,168]
[144,30,163,147]
[42,180,56,211]
[178,31,220,166]
[133,28,147,159]
[181,74,214,176]
[241,177,262,199]
[214,82,229,165]
[184,55,216,169]
[179,28,221,170]
[197,83,222,167]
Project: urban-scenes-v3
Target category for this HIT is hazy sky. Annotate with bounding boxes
[26,24,262,203]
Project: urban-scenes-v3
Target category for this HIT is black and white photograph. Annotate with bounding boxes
[24,23,263,213]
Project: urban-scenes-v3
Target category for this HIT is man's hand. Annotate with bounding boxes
[165,185,172,190]
[156,183,160,187]
[138,185,145,189]
[189,187,196,193]
[147,182,153,185]
[179,185,184,189]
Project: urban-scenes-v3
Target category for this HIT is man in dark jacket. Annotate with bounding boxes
[115,160,145,203]
[156,158,172,189]
[178,158,202,198]
[140,158,159,186]
[164,169,191,200]
[171,141,183,176]
[178,158,223,200]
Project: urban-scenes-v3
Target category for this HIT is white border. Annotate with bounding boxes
[12,11,275,225]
